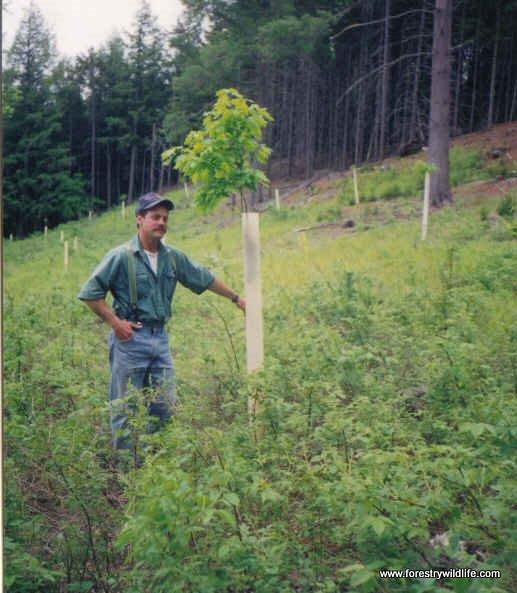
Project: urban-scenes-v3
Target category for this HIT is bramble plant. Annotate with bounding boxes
[4,162,517,592]
[162,88,273,212]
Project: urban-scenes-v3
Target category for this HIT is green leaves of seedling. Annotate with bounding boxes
[162,88,273,213]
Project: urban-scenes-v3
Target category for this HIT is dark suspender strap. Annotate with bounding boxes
[125,241,137,315]
[167,247,177,273]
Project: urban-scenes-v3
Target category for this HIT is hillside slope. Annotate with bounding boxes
[4,132,517,593]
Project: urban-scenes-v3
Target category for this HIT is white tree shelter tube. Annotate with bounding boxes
[242,212,264,412]
[64,240,69,271]
[421,171,430,241]
[353,166,360,205]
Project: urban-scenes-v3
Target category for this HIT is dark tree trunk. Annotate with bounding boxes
[128,144,137,203]
[116,152,121,200]
[340,50,351,170]
[287,69,295,177]
[452,2,465,135]
[400,75,412,149]
[469,5,481,132]
[327,72,335,167]
[510,80,517,122]
[428,0,453,207]
[150,123,156,191]
[305,61,312,177]
[409,1,427,144]
[504,33,514,122]
[158,162,165,193]
[339,91,347,169]
[379,0,391,160]
[354,86,363,164]
[90,90,96,206]
[354,72,364,164]
[487,2,501,127]
[106,144,112,209]
[68,112,73,174]
[141,149,147,195]
[354,2,371,165]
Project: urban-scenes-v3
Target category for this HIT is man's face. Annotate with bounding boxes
[137,206,169,241]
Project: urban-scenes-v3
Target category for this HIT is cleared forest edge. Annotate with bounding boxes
[5,1,517,237]
[270,121,517,205]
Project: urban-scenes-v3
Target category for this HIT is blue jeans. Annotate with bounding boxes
[108,325,176,450]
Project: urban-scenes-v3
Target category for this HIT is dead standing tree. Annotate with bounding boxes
[428,0,453,207]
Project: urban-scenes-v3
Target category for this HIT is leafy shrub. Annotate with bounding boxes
[340,148,492,206]
[5,177,516,593]
[496,192,516,219]
[449,146,485,186]
[267,205,290,220]
[119,259,517,592]
[316,204,342,222]
[485,158,514,179]
[339,160,429,205]
[4,536,62,593]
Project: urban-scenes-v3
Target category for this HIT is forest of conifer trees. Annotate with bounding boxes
[3,0,517,236]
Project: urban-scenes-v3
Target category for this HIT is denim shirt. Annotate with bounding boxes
[78,235,215,324]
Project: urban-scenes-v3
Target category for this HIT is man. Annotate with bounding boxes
[78,192,245,453]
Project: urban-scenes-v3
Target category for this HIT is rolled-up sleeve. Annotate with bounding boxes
[78,248,121,301]
[172,248,215,295]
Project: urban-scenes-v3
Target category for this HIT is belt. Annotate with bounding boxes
[140,321,165,331]
[119,316,165,332]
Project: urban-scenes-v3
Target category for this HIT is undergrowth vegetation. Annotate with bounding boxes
[4,176,516,592]
[339,148,504,205]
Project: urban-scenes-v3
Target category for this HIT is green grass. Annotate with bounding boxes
[4,178,517,593]
[339,147,497,206]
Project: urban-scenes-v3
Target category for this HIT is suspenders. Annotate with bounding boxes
[125,242,138,319]
[125,241,177,318]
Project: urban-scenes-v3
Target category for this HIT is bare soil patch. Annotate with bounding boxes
[452,121,517,157]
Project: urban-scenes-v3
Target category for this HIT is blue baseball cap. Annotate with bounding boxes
[135,192,175,215]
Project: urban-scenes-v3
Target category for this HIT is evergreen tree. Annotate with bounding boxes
[3,3,87,236]
[96,36,133,207]
[51,58,89,182]
[126,0,173,201]
[75,47,102,209]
